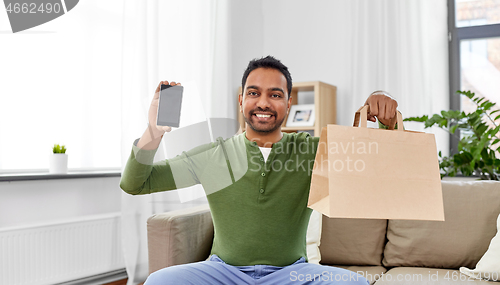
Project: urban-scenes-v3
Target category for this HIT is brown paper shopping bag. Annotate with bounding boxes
[308,105,444,221]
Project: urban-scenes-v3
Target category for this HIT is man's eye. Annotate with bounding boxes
[248,91,258,96]
[272,94,282,98]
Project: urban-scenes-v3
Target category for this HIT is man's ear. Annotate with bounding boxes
[287,95,292,113]
[238,93,243,113]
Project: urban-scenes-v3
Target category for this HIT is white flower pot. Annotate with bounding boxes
[49,153,68,174]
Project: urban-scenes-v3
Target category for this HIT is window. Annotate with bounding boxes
[0,1,123,173]
[448,0,500,151]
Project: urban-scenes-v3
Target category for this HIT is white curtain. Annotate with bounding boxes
[346,0,450,154]
[119,0,230,283]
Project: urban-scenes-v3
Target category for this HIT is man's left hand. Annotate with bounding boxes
[364,91,398,126]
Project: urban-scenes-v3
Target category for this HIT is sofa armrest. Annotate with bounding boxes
[147,204,214,274]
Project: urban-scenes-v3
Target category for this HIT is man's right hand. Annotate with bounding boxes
[148,80,182,136]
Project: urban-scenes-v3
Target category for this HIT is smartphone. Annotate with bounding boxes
[157,84,183,128]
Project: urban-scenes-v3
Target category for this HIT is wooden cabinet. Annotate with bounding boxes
[237,81,336,136]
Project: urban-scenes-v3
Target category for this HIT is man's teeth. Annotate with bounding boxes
[256,114,271,118]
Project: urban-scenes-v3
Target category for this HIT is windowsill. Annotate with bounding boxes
[0,169,121,182]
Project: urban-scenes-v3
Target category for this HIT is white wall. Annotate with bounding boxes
[0,177,121,228]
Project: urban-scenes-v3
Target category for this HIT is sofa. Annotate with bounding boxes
[147,180,500,284]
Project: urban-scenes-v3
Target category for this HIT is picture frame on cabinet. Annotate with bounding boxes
[286,104,315,127]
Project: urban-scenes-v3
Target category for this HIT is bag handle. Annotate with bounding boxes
[353,105,403,131]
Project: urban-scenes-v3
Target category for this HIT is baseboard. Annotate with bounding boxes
[56,269,127,285]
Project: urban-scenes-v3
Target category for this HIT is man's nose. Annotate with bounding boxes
[256,94,271,109]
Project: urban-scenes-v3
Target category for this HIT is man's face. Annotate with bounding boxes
[239,68,291,133]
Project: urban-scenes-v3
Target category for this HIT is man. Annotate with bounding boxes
[120,56,398,284]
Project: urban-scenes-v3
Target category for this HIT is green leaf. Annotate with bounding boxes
[458,90,474,100]
[404,115,428,122]
[52,143,67,153]
[482,102,495,111]
[450,124,459,134]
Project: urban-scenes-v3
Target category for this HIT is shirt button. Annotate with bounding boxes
[260,188,265,194]
[260,158,264,161]
[261,173,265,177]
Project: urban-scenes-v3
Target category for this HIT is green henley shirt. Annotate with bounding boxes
[120,131,320,267]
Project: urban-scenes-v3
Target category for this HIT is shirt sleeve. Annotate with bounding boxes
[119,138,215,195]
[119,139,177,195]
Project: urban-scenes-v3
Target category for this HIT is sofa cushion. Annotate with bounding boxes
[460,212,500,281]
[383,181,500,269]
[147,204,214,274]
[375,267,491,284]
[319,216,387,266]
[335,265,387,285]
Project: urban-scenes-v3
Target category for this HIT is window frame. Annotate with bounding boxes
[448,0,500,153]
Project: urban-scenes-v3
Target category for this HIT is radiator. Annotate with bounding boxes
[0,213,125,285]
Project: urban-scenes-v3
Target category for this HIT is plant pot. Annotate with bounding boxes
[49,153,68,174]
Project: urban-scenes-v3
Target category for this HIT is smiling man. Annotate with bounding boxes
[120,56,397,285]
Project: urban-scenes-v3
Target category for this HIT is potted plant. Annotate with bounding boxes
[405,91,500,180]
[50,144,68,174]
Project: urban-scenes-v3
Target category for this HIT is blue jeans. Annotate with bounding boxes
[144,255,370,285]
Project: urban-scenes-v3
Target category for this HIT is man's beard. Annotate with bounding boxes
[243,108,285,133]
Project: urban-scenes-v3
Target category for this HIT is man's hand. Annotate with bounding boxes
[364,91,398,127]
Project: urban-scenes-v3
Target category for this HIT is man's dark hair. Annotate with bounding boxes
[241,55,293,98]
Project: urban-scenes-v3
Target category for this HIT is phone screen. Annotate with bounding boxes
[157,85,183,128]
